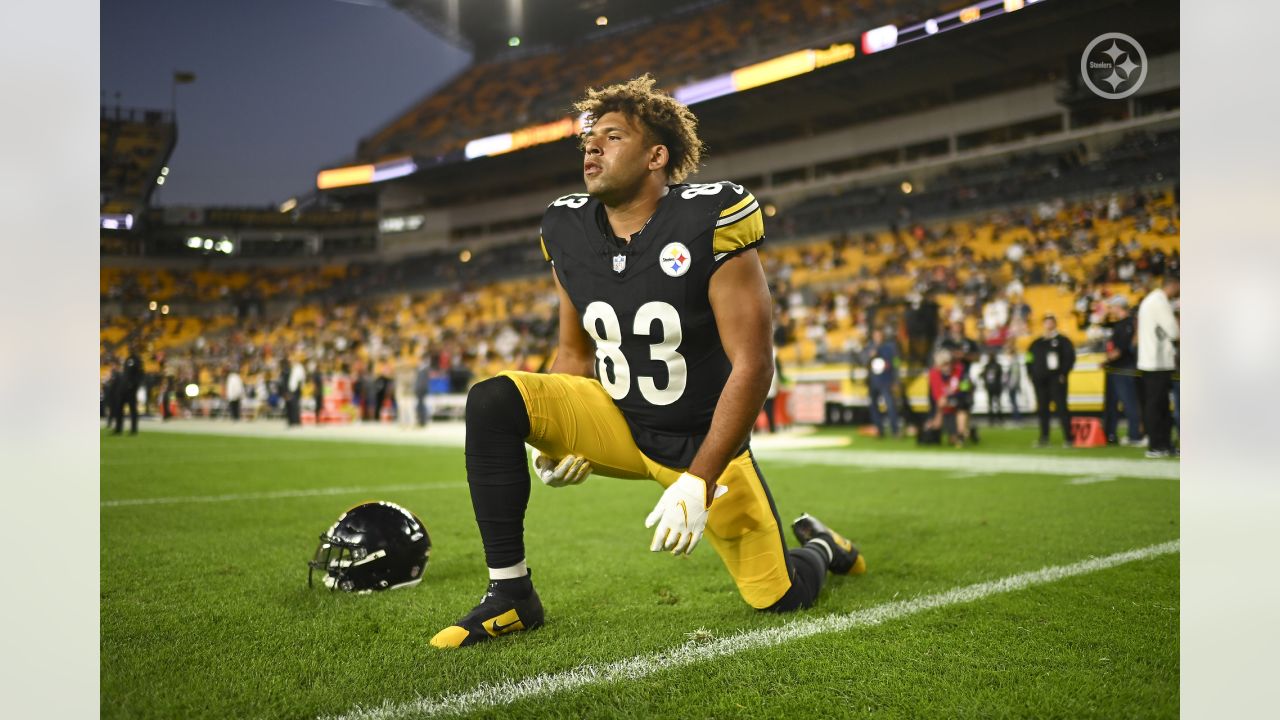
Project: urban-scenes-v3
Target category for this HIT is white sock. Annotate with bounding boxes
[806,538,834,565]
[488,560,528,580]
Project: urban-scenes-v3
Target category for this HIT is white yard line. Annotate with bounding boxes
[135,420,1177,480]
[1068,475,1121,485]
[322,540,1179,720]
[101,482,466,507]
[763,448,1179,480]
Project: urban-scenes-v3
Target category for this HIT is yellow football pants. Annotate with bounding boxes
[499,370,793,609]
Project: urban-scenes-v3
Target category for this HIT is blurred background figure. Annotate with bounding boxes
[311,361,325,425]
[104,358,123,431]
[980,350,1004,426]
[225,365,244,421]
[865,327,900,438]
[112,347,143,435]
[1001,340,1023,424]
[925,349,972,447]
[395,354,418,428]
[1137,275,1180,458]
[414,352,432,427]
[762,347,786,434]
[285,355,305,427]
[1102,296,1143,446]
[1026,314,1075,447]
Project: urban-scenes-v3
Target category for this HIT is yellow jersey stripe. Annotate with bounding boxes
[712,205,764,256]
[719,192,757,219]
[539,235,550,262]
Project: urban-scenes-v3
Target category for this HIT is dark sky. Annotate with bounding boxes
[101,0,471,207]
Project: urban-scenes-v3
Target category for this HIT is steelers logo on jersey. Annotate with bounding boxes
[659,242,692,277]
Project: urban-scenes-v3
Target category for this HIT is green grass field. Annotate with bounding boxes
[101,426,1178,719]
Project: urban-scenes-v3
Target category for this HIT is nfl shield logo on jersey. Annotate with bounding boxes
[659,242,692,277]
[612,253,627,273]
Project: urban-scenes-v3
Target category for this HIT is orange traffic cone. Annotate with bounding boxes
[1071,417,1107,447]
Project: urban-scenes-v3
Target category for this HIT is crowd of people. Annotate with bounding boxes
[361,0,899,161]
[101,180,1179,455]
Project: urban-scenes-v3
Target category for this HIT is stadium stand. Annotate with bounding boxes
[101,106,176,217]
[359,0,952,161]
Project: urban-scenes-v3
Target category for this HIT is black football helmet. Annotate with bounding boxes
[308,501,432,592]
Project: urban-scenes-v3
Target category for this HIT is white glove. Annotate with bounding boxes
[530,447,592,487]
[644,472,724,555]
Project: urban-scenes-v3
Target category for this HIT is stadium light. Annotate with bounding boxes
[160,166,169,176]
[596,16,607,26]
[763,203,777,217]
[184,383,199,398]
[901,181,914,194]
[161,304,170,315]
[204,239,214,250]
[187,236,203,248]
[149,301,158,311]
[459,249,473,263]
[508,36,521,47]
[156,176,166,185]
[279,198,297,213]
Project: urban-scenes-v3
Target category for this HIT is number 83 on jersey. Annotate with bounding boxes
[582,300,686,406]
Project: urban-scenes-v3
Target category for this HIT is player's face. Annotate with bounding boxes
[581,111,654,201]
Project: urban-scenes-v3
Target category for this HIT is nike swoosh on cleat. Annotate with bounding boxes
[490,617,519,634]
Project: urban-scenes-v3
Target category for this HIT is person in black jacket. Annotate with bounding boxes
[1025,314,1076,447]
[114,349,143,435]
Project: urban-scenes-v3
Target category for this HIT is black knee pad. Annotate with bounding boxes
[465,376,530,443]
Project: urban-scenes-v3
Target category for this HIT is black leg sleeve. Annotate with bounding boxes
[764,545,829,613]
[464,376,532,569]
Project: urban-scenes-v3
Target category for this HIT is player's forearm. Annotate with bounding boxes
[688,359,772,504]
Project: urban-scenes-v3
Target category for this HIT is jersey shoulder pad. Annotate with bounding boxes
[680,180,762,259]
[540,193,593,264]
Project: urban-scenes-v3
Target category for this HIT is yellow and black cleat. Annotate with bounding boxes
[792,513,867,576]
[430,581,545,649]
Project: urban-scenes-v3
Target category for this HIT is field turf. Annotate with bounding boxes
[100,426,1178,719]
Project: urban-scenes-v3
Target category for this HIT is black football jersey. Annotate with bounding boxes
[539,181,766,468]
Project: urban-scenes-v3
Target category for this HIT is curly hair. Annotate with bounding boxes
[573,74,704,183]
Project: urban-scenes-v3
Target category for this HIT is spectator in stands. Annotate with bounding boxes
[1137,275,1179,458]
[1102,296,1143,446]
[1026,313,1076,447]
[864,327,900,439]
[225,366,244,421]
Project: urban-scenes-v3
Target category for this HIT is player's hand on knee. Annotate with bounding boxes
[644,472,718,556]
[531,448,592,487]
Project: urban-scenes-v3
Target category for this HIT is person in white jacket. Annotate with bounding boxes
[1136,275,1179,457]
[225,368,244,421]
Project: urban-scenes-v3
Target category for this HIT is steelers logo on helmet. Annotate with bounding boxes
[308,501,432,592]
[659,242,692,277]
